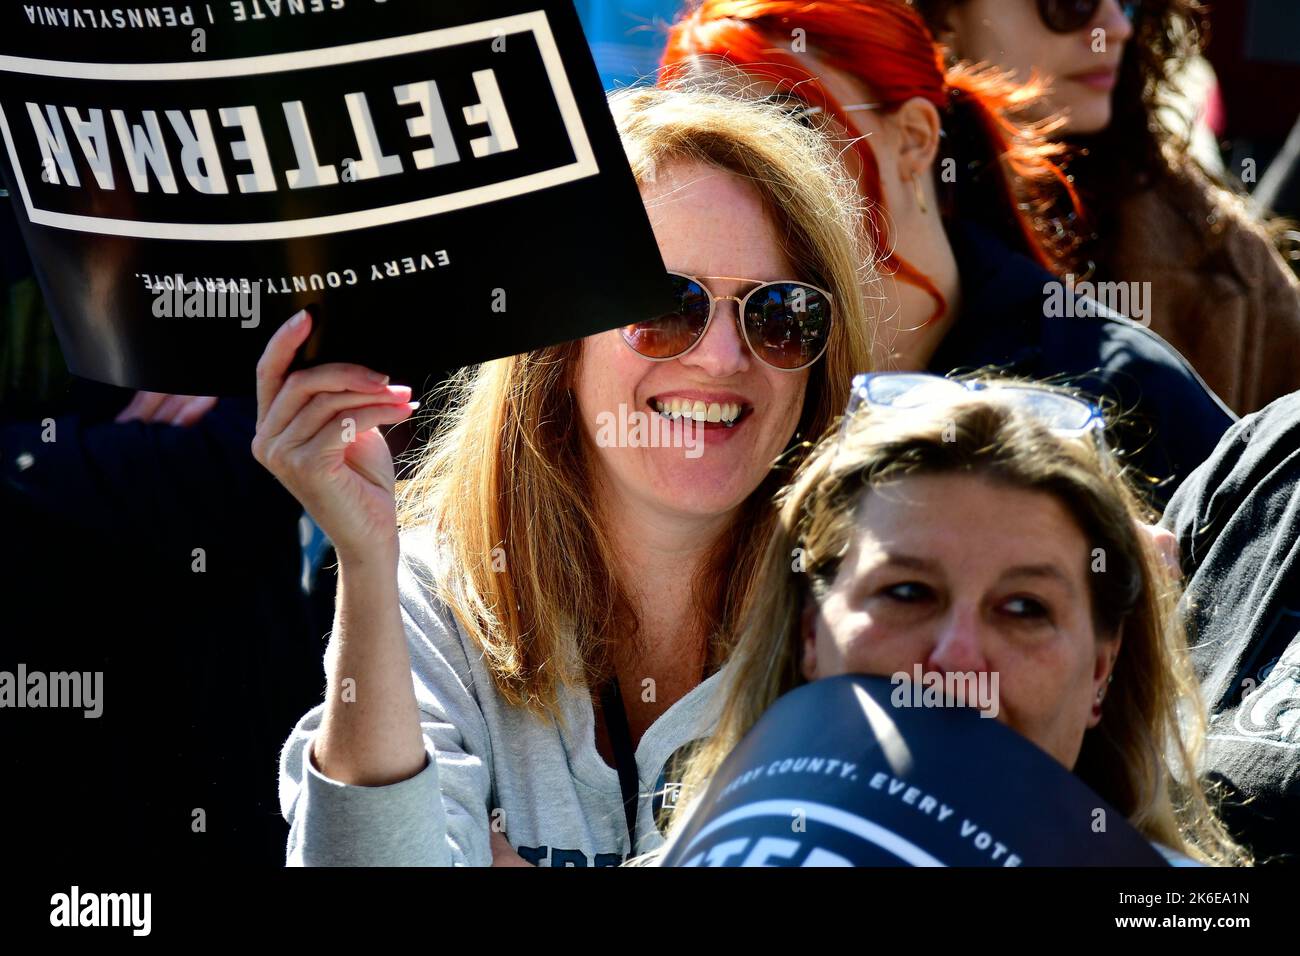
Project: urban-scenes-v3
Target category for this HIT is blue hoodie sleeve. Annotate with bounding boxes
[1048,316,1237,509]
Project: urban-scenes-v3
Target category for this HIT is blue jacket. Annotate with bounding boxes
[929,220,1237,509]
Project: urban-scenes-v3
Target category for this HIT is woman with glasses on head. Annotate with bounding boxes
[665,372,1251,865]
[910,0,1300,415]
[255,82,873,866]
[661,0,1236,509]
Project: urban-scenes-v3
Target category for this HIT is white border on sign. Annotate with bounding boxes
[0,10,598,241]
[674,799,947,867]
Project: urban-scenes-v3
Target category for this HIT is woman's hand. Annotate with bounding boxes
[115,390,218,427]
[251,310,417,563]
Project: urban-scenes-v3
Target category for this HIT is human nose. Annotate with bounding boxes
[678,294,751,378]
[923,605,991,677]
[1096,0,1135,44]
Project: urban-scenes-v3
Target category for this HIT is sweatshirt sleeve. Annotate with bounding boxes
[1087,320,1237,510]
[278,531,495,867]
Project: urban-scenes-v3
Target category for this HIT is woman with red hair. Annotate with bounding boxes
[661,0,1234,507]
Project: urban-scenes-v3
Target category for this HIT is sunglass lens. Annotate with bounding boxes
[1039,0,1102,33]
[621,274,710,359]
[867,373,966,408]
[997,389,1096,430]
[742,283,831,370]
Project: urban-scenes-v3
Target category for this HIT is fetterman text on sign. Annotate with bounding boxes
[0,2,672,394]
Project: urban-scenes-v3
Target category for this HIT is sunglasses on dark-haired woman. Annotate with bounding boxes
[1037,0,1140,34]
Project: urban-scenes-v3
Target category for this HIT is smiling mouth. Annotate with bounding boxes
[649,397,750,428]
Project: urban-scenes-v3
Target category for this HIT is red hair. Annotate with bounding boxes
[661,0,1081,326]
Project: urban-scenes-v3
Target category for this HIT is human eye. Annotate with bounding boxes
[1000,595,1051,621]
[881,582,932,603]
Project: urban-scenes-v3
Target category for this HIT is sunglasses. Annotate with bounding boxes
[620,272,834,372]
[1037,0,1140,34]
[840,372,1108,453]
[760,91,882,131]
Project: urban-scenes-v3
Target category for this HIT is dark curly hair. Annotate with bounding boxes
[909,0,1214,275]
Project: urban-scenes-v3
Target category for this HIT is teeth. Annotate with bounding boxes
[652,399,744,424]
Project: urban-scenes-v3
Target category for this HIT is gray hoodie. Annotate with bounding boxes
[278,526,726,866]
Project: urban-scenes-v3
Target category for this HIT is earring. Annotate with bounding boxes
[912,175,929,215]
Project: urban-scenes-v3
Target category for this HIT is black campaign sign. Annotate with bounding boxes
[0,2,672,394]
[659,675,1168,866]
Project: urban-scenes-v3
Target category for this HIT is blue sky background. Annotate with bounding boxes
[573,1,687,90]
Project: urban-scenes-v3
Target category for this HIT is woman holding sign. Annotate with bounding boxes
[255,83,874,865]
[667,373,1250,865]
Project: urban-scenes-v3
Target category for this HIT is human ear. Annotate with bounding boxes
[1086,628,1123,729]
[891,96,943,185]
[799,601,819,682]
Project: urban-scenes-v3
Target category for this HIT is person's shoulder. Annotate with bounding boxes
[396,525,472,649]
[1155,162,1296,282]
[398,522,450,575]
[1113,178,1201,251]
[1051,299,1233,417]
[1187,391,1300,474]
[1164,392,1300,540]
[1068,294,1181,359]
[1243,391,1300,434]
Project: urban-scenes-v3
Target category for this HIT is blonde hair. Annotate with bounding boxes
[676,386,1250,865]
[395,81,876,716]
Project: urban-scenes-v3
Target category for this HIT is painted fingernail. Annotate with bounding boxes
[368,370,389,384]
[289,309,308,327]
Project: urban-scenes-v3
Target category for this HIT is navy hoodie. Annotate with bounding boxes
[930,220,1236,510]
